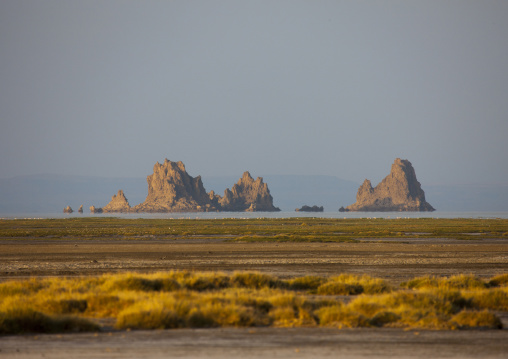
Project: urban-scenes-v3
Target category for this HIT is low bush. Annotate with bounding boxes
[401,274,486,290]
[465,288,508,311]
[44,299,88,314]
[232,272,282,289]
[117,306,184,330]
[288,276,326,291]
[1,271,507,334]
[317,282,363,295]
[182,273,230,291]
[317,305,369,328]
[316,274,392,295]
[0,308,99,335]
[451,310,502,329]
[488,274,508,287]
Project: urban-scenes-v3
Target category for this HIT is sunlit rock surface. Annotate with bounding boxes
[102,190,131,213]
[344,158,435,212]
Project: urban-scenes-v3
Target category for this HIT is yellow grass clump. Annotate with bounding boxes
[317,274,392,295]
[0,271,506,335]
[451,310,502,329]
[401,274,487,290]
[488,274,508,287]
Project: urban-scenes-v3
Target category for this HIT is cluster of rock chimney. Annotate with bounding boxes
[65,158,434,213]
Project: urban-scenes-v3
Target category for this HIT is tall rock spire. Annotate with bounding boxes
[102,190,131,213]
[344,158,435,212]
[219,171,280,212]
[132,159,213,212]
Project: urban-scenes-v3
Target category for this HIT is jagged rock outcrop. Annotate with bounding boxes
[63,206,73,213]
[218,172,280,212]
[343,158,435,212]
[132,159,215,213]
[102,190,131,213]
[90,205,103,214]
[296,205,324,212]
[88,159,280,213]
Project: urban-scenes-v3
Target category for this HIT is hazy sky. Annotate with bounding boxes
[1,1,507,186]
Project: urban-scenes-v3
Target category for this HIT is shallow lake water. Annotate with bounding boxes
[2,211,508,219]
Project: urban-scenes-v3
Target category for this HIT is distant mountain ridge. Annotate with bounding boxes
[1,174,507,213]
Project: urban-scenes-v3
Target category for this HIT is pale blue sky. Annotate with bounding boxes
[1,1,507,186]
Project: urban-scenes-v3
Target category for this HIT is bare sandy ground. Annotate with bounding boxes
[1,238,508,282]
[1,237,507,358]
[1,328,508,359]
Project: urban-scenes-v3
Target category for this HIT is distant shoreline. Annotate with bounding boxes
[2,210,508,220]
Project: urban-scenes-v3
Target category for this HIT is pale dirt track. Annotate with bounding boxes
[1,237,508,358]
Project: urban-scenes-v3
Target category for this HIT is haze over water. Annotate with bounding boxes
[4,211,508,220]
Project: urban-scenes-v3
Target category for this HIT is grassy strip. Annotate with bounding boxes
[1,218,507,241]
[1,272,507,334]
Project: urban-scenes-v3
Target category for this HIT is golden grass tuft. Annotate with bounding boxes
[316,305,370,328]
[451,310,502,329]
[316,274,392,295]
[287,276,326,291]
[1,271,507,334]
[488,274,508,287]
[401,274,486,290]
[0,307,99,335]
[231,272,281,289]
[465,288,508,311]
[117,306,184,330]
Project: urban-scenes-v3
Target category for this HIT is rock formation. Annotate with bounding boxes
[132,159,215,213]
[102,190,131,213]
[88,159,280,213]
[296,205,324,212]
[63,206,73,213]
[218,172,280,212]
[343,158,435,212]
[90,205,103,214]
[78,205,83,213]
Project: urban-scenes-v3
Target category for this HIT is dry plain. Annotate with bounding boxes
[1,217,508,358]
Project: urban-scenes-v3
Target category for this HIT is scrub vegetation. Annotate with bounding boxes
[1,218,507,334]
[1,217,507,242]
[1,271,506,335]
